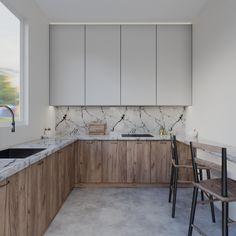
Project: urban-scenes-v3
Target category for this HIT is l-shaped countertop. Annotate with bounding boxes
[1,134,236,181]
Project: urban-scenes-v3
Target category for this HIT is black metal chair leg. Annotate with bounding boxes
[172,167,178,218]
[188,187,199,236]
[222,202,229,236]
[168,165,174,203]
[199,169,204,201]
[206,169,216,223]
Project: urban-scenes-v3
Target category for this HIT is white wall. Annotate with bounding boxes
[0,0,55,149]
[186,0,236,218]
[186,0,236,146]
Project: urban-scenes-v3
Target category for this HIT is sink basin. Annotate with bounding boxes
[122,134,154,138]
[0,148,46,159]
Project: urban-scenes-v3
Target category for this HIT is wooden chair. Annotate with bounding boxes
[169,135,215,222]
[188,142,236,236]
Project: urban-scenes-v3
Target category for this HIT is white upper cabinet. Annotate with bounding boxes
[49,24,192,106]
[121,25,156,105]
[157,25,192,105]
[50,25,85,106]
[86,25,120,105]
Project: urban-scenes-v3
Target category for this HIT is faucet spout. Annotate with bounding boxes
[0,105,15,132]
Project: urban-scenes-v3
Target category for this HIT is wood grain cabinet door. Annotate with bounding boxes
[127,141,151,183]
[0,180,8,236]
[151,141,171,183]
[46,153,60,224]
[79,141,102,183]
[58,149,66,202]
[102,141,127,183]
[75,141,80,184]
[5,169,28,236]
[68,144,75,191]
[28,160,47,236]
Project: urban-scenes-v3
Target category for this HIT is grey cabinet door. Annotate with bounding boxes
[157,25,192,105]
[50,25,85,105]
[121,25,156,105]
[86,25,120,105]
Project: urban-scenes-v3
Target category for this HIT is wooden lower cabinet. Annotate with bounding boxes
[46,152,60,224]
[0,143,74,236]
[58,144,75,202]
[5,169,28,236]
[78,141,102,183]
[102,141,127,183]
[127,141,151,183]
[151,141,171,183]
[0,179,8,236]
[27,159,47,236]
[0,169,28,236]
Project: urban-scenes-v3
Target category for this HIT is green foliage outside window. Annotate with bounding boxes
[0,71,19,106]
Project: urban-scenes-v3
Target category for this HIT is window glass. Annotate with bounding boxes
[0,2,21,122]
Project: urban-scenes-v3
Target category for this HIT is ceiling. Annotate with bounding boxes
[34,0,209,23]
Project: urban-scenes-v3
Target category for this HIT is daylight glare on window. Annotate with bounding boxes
[0,2,21,122]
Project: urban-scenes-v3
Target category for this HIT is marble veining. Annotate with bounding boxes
[0,137,76,181]
[1,134,236,181]
[55,106,186,136]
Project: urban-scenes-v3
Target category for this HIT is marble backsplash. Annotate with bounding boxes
[55,106,186,136]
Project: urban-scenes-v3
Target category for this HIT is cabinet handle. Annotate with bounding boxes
[151,163,155,169]
[0,180,10,188]
[160,141,167,145]
[87,141,93,145]
[37,160,44,165]
[110,141,118,144]
[136,142,143,144]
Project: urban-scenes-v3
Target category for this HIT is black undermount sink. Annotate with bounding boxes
[0,148,46,159]
[122,134,154,138]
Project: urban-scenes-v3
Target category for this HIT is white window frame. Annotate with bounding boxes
[0,3,28,127]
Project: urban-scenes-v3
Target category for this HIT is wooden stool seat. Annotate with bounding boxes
[193,178,236,202]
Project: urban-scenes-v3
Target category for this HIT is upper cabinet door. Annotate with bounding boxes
[121,25,156,105]
[157,25,192,106]
[86,25,120,105]
[50,25,85,106]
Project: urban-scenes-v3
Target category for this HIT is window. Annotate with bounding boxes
[0,2,24,124]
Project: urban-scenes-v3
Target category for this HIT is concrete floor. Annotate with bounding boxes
[45,188,236,236]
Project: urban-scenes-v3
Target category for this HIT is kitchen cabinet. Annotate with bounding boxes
[127,141,151,183]
[49,24,192,106]
[102,141,127,183]
[28,159,47,236]
[79,141,102,183]
[50,25,85,105]
[4,169,28,236]
[69,144,75,190]
[0,143,75,236]
[0,180,7,236]
[151,141,172,183]
[75,141,80,185]
[86,25,121,105]
[157,25,192,105]
[121,25,156,105]
[46,152,60,224]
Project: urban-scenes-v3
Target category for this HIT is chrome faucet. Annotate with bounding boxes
[0,105,15,132]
